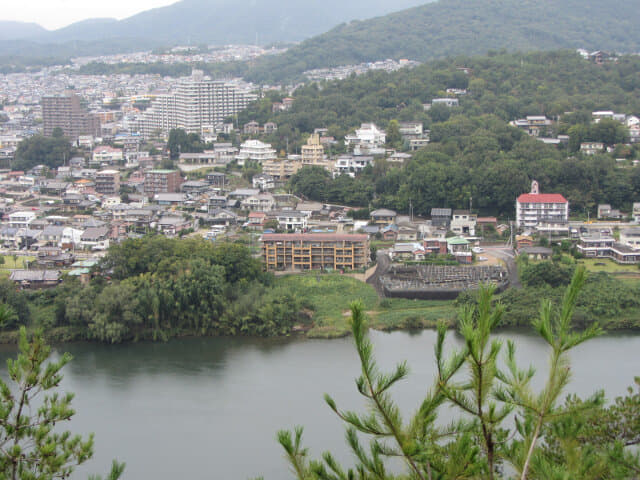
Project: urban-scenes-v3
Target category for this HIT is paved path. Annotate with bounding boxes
[485,246,521,288]
[366,250,391,297]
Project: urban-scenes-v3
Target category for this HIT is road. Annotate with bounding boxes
[484,245,521,288]
[366,249,391,297]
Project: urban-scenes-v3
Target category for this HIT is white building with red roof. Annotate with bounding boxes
[516,181,569,233]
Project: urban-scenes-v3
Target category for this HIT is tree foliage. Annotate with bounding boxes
[0,326,124,480]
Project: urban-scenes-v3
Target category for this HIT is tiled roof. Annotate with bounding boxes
[517,193,567,203]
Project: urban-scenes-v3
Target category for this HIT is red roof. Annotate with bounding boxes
[517,193,567,204]
[261,233,368,242]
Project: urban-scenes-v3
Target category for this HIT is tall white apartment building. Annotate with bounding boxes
[516,181,569,233]
[137,70,257,138]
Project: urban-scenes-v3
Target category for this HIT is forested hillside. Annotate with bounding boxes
[239,51,640,216]
[243,0,640,83]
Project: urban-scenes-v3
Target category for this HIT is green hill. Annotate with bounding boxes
[244,0,640,84]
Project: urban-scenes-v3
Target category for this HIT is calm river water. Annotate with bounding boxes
[0,329,638,480]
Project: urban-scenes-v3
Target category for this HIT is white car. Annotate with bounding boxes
[472,247,484,253]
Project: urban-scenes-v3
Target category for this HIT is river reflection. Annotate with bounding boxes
[0,330,637,480]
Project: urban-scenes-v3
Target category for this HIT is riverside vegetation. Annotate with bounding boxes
[0,237,640,343]
[278,268,640,480]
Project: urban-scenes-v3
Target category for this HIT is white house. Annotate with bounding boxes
[344,124,386,151]
[333,156,374,177]
[8,211,36,229]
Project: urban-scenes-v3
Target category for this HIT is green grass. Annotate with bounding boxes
[577,258,640,274]
[274,274,457,337]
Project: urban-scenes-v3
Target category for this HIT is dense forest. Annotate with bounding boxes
[236,51,640,216]
[243,0,640,84]
[0,237,308,343]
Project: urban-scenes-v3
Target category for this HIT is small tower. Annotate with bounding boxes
[530,180,539,195]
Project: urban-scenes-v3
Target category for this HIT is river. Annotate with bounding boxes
[0,329,638,480]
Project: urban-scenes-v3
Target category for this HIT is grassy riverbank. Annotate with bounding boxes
[274,274,457,338]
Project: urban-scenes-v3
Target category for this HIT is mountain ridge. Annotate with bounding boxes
[242,0,640,83]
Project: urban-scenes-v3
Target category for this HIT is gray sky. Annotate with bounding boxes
[2,0,178,30]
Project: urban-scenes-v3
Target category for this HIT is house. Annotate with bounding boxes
[207,195,228,212]
[370,209,397,226]
[387,152,412,164]
[451,210,477,236]
[381,224,399,241]
[477,217,498,233]
[430,208,452,228]
[397,226,419,241]
[333,156,373,177]
[157,216,193,237]
[272,211,308,231]
[252,174,276,191]
[344,124,386,155]
[516,235,534,249]
[228,188,260,201]
[510,116,553,136]
[446,237,472,264]
[8,211,36,228]
[390,242,426,261]
[430,98,459,108]
[241,194,275,211]
[296,202,324,217]
[79,227,110,251]
[398,122,423,138]
[208,208,238,226]
[580,142,604,155]
[633,203,640,223]
[423,237,448,255]
[597,204,622,220]
[247,211,267,229]
[153,193,186,206]
[409,138,430,151]
[516,180,568,233]
[576,228,640,264]
[243,121,261,135]
[0,227,18,247]
[619,227,640,249]
[9,270,60,289]
[519,246,553,260]
[15,229,41,250]
[206,172,227,188]
[180,180,209,195]
[41,225,66,246]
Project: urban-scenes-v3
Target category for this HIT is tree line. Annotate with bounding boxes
[0,236,309,343]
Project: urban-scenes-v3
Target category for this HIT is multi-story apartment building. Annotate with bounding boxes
[144,170,183,195]
[301,134,325,164]
[261,233,369,271]
[516,181,568,233]
[137,70,257,138]
[95,170,120,196]
[235,139,277,165]
[261,159,302,180]
[42,92,100,139]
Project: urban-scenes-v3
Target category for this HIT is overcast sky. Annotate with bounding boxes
[2,0,178,30]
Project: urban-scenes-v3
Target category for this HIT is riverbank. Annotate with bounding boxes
[2,261,640,344]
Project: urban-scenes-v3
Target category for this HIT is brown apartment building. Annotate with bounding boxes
[144,170,183,195]
[42,92,100,139]
[261,233,369,271]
